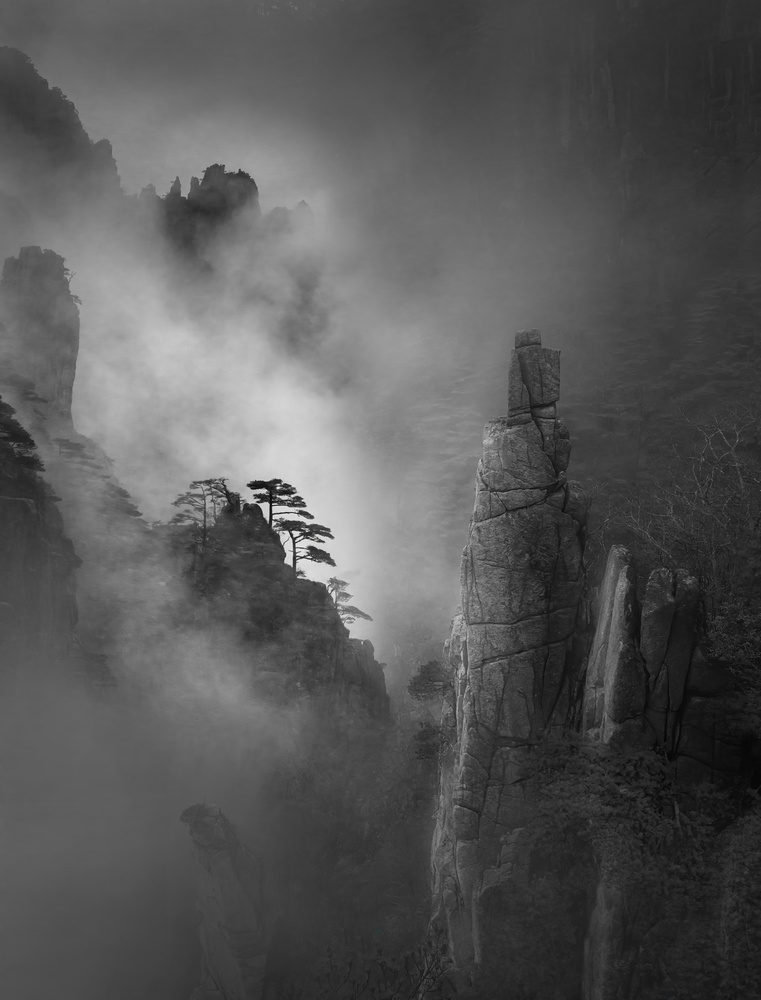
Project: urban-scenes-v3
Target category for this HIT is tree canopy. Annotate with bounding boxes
[407,660,450,701]
[170,477,231,552]
[276,517,335,570]
[607,403,761,614]
[247,478,312,526]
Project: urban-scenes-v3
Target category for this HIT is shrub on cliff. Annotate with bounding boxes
[327,577,373,625]
[302,935,455,999]
[407,660,450,701]
[507,738,757,1000]
[607,403,761,613]
[601,402,761,718]
[0,397,44,479]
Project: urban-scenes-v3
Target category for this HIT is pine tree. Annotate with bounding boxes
[276,518,335,570]
[170,478,229,553]
[247,478,312,526]
[327,577,373,624]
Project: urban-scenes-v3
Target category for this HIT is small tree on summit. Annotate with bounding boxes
[170,477,229,553]
[247,478,312,526]
[327,577,373,624]
[276,518,335,570]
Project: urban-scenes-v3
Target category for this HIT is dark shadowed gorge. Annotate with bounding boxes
[1,3,761,998]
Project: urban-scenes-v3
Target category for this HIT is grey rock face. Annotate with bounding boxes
[583,555,715,763]
[581,547,650,745]
[431,331,586,968]
[0,246,79,425]
[579,555,746,1000]
[181,805,269,1000]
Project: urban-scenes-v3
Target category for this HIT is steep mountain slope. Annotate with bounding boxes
[0,46,121,236]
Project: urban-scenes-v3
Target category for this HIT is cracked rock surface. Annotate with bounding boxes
[430,330,586,969]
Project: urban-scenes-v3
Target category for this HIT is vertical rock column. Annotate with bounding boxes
[0,246,80,427]
[430,330,586,970]
[581,547,701,751]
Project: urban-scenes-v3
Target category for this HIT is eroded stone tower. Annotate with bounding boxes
[430,330,587,969]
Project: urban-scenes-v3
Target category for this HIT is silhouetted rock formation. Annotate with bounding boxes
[161,165,260,254]
[181,805,269,1000]
[430,330,587,969]
[0,47,121,218]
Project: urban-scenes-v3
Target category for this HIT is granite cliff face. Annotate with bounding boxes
[431,331,761,996]
[430,330,587,969]
[0,246,80,425]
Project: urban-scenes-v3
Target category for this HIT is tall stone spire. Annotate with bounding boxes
[430,330,587,972]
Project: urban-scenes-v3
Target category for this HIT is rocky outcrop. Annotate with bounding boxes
[580,545,745,781]
[192,501,389,721]
[579,550,756,1000]
[430,330,586,970]
[0,46,121,224]
[181,805,270,1000]
[0,246,79,425]
[162,165,260,254]
[187,165,260,218]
